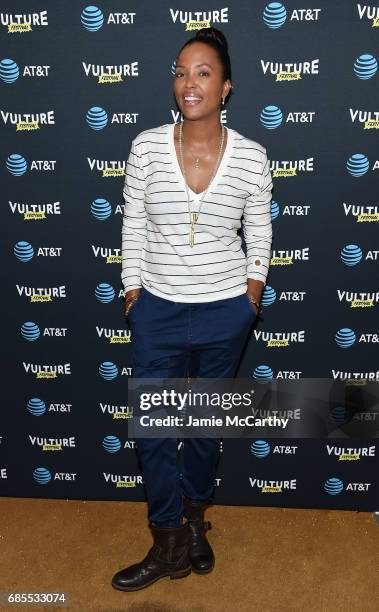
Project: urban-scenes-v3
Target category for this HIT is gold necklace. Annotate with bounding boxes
[178,121,225,247]
[188,148,203,170]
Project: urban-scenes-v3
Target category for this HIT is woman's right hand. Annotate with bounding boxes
[124,289,141,317]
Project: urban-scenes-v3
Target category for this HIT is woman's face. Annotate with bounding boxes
[174,41,230,120]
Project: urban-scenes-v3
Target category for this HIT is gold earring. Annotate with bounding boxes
[222,96,225,105]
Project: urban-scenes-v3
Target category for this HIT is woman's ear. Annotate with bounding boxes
[224,80,232,99]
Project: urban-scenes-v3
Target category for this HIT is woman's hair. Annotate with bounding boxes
[178,26,233,104]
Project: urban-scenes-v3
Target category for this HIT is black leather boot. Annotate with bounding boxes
[111,522,191,591]
[183,495,215,574]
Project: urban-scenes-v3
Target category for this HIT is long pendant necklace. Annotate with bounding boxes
[188,149,201,170]
[178,120,225,247]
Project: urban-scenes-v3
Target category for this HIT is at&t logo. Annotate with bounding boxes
[80,6,136,31]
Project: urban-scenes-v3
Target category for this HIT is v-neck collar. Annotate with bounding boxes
[168,122,233,199]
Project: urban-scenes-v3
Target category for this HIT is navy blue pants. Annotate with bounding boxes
[127,285,256,527]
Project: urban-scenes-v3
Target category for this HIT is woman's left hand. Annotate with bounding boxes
[246,293,259,316]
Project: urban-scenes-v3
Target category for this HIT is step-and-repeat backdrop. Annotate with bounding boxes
[1,2,378,511]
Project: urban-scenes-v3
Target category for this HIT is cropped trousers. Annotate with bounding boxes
[127,285,256,527]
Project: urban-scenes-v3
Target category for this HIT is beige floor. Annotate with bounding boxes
[0,497,378,612]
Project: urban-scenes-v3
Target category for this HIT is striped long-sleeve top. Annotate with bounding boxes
[121,122,273,303]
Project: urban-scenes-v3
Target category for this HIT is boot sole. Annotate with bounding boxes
[111,565,192,592]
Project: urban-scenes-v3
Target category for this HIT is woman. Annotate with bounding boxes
[112,27,273,591]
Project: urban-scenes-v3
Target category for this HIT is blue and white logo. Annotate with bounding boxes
[253,365,273,381]
[0,58,19,83]
[260,105,283,129]
[271,200,280,220]
[340,244,362,266]
[99,361,118,380]
[95,283,115,303]
[27,398,46,416]
[86,106,108,130]
[263,3,287,29]
[250,440,271,458]
[91,198,112,219]
[102,435,122,453]
[335,328,356,348]
[14,241,34,262]
[21,322,40,341]
[6,153,28,176]
[324,477,343,495]
[353,54,377,79]
[81,6,104,32]
[346,153,369,177]
[261,286,276,307]
[33,467,51,484]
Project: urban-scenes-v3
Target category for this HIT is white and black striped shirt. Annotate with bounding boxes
[121,122,273,303]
